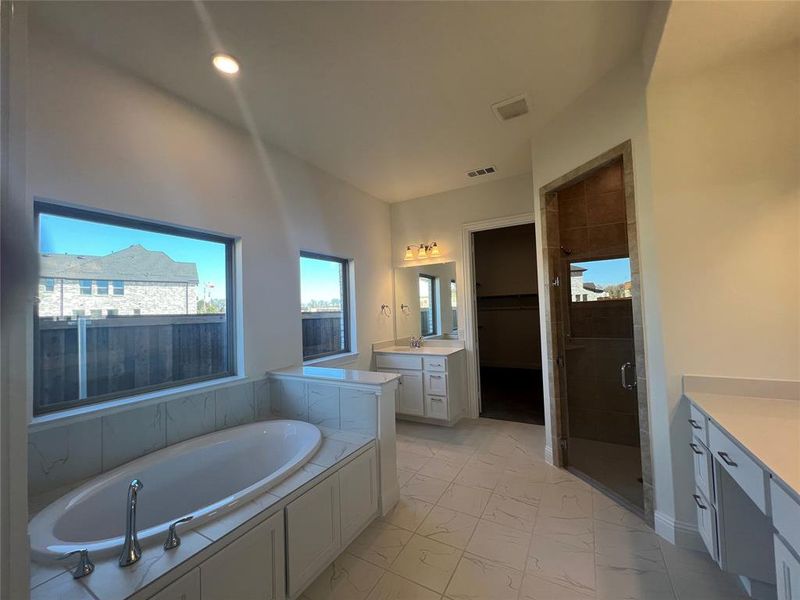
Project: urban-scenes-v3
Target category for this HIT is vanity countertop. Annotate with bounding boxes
[686,390,800,495]
[374,345,464,356]
[270,365,400,385]
[30,426,375,600]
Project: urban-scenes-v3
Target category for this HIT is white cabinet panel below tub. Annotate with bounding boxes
[201,511,285,600]
[339,447,378,544]
[286,473,341,598]
[775,534,800,600]
[149,569,200,600]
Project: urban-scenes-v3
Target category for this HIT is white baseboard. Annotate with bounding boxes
[544,444,554,465]
[654,510,705,551]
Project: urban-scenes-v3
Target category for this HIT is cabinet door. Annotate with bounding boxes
[149,569,200,600]
[425,395,448,420]
[201,512,285,600]
[286,473,341,598]
[398,370,424,416]
[776,534,800,600]
[340,447,378,544]
[693,488,718,563]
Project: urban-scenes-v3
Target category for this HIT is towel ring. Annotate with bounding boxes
[380,304,392,317]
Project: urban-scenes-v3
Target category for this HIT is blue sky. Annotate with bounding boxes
[39,214,228,300]
[573,258,631,286]
[300,256,343,305]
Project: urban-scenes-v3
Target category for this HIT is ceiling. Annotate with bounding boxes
[30,1,655,203]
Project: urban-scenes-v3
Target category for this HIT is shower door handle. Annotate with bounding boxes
[620,362,636,390]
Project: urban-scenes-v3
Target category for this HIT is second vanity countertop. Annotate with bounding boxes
[30,426,375,600]
[686,390,800,496]
[375,345,464,356]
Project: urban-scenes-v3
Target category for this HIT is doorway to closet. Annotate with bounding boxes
[473,223,544,424]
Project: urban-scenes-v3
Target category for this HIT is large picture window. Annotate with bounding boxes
[419,274,437,337]
[300,252,351,361]
[34,201,236,416]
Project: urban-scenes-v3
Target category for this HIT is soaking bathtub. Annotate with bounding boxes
[29,419,322,561]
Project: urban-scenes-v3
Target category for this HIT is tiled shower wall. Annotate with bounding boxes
[28,378,269,496]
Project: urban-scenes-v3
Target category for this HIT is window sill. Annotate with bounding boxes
[304,352,360,368]
[29,375,250,433]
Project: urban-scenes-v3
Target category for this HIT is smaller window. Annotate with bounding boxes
[41,278,55,292]
[107,309,118,317]
[419,274,437,337]
[112,280,125,295]
[72,309,85,317]
[300,252,351,361]
[133,309,141,316]
[96,280,109,295]
[90,309,102,318]
[79,279,92,295]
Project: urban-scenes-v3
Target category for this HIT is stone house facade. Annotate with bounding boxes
[38,244,199,318]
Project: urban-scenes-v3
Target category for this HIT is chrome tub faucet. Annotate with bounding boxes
[119,479,143,567]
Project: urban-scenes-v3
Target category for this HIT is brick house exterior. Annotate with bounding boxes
[38,244,199,318]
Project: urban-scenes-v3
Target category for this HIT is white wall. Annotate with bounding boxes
[647,40,800,534]
[25,29,395,378]
[528,57,673,525]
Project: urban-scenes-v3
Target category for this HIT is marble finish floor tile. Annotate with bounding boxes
[465,518,531,571]
[348,521,414,568]
[437,483,491,517]
[519,573,595,599]
[527,535,596,596]
[445,552,523,600]
[400,473,450,505]
[382,495,434,532]
[417,457,465,482]
[416,505,479,549]
[303,553,384,600]
[366,572,441,600]
[390,534,462,593]
[453,464,501,491]
[482,492,538,532]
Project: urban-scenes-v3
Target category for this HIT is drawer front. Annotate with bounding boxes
[694,488,718,562]
[772,479,800,554]
[688,404,709,447]
[425,395,448,420]
[775,534,800,600]
[423,356,446,372]
[690,437,713,502]
[376,353,423,371]
[424,372,447,396]
[709,422,767,512]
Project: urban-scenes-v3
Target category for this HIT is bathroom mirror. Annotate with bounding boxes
[394,261,460,340]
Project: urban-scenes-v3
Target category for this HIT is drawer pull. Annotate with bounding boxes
[692,494,707,510]
[688,418,702,430]
[430,375,442,379]
[718,451,738,467]
[689,443,703,455]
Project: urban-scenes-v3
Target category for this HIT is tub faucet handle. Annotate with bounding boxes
[59,548,94,579]
[164,515,194,550]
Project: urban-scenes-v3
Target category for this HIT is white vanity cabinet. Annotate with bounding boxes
[376,348,465,425]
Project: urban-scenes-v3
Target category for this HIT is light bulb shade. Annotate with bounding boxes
[429,242,440,257]
[417,245,428,259]
[404,246,414,260]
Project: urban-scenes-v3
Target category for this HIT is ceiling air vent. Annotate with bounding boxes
[491,94,530,122]
[466,166,496,178]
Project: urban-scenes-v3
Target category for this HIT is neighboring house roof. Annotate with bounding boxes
[40,244,199,284]
[570,265,587,274]
[583,282,604,293]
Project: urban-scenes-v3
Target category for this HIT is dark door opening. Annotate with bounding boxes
[473,223,544,425]
[557,159,643,510]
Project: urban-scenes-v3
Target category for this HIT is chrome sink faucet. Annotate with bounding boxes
[410,336,423,348]
[119,479,143,567]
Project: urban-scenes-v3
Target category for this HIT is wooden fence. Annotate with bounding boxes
[301,311,344,358]
[36,314,229,412]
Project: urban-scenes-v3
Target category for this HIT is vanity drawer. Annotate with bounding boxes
[709,422,767,512]
[424,372,447,396]
[694,487,718,562]
[376,353,423,371]
[690,437,713,502]
[688,404,709,447]
[772,479,800,554]
[425,395,448,420]
[423,357,446,372]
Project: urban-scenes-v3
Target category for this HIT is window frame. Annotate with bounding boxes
[299,251,351,362]
[42,277,55,293]
[33,200,238,416]
[95,279,109,295]
[419,273,437,337]
[79,279,92,295]
[112,280,125,295]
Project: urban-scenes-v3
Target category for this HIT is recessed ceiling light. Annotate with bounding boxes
[212,53,240,75]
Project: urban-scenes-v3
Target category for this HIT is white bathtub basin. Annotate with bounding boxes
[29,419,322,561]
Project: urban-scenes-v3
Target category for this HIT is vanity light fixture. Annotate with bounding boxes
[403,242,441,261]
[212,53,240,75]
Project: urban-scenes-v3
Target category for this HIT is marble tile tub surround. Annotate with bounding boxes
[28,378,269,496]
[301,418,749,600]
[31,428,374,600]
